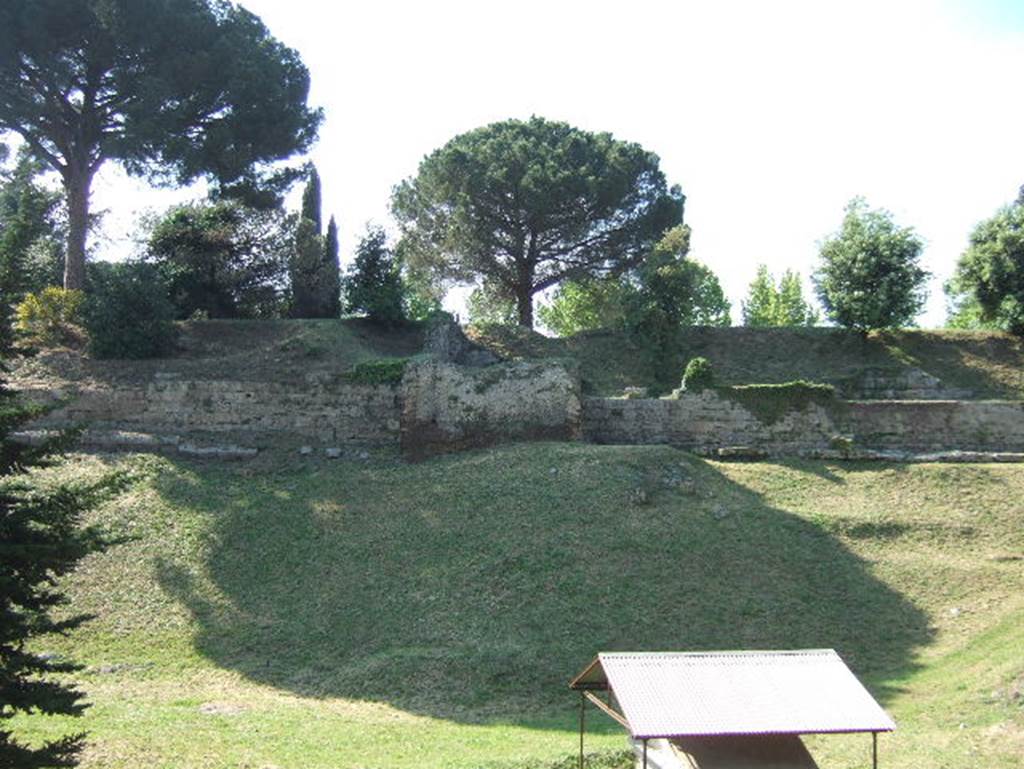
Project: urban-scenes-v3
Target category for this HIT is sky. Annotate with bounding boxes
[88,0,1024,327]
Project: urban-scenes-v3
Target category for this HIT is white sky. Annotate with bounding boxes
[89,0,1024,327]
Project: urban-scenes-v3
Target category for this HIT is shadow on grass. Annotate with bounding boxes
[153,443,931,724]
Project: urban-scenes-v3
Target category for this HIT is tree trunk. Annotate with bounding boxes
[516,288,534,328]
[63,167,94,291]
[516,235,537,328]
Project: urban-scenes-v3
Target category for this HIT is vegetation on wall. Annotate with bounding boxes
[342,357,409,385]
[715,380,842,425]
[681,356,714,392]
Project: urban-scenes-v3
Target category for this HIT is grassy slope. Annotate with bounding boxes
[13,444,1024,768]
[13,319,1024,401]
[469,325,1024,398]
[12,318,424,386]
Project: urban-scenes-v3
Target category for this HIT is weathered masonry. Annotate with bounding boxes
[16,361,1024,460]
[583,391,1024,458]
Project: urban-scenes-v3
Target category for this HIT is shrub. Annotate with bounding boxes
[343,357,409,385]
[14,286,84,346]
[84,263,177,359]
[682,357,714,392]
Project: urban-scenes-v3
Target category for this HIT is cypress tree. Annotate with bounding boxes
[290,166,341,318]
[323,216,341,317]
[289,217,322,318]
[300,167,322,235]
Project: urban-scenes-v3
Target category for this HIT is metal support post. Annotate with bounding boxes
[872,731,878,769]
[643,738,648,769]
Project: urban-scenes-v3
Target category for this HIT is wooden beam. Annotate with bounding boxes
[584,691,630,730]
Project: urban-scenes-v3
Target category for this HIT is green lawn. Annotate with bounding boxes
[13,443,1024,768]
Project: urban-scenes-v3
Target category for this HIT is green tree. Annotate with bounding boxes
[289,217,323,318]
[322,216,341,318]
[399,260,445,323]
[537,278,630,337]
[0,147,64,351]
[742,265,778,326]
[624,225,730,359]
[83,262,177,359]
[948,198,1024,333]
[392,116,684,327]
[538,226,730,337]
[742,265,818,326]
[777,270,818,326]
[0,374,118,767]
[943,287,1005,331]
[144,201,290,319]
[0,0,322,290]
[300,167,322,234]
[344,226,406,326]
[813,198,928,332]
[466,282,518,327]
[289,168,340,318]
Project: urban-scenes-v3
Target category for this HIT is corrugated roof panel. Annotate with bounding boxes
[578,650,894,739]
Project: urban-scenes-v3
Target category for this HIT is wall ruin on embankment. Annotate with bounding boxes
[15,361,1024,460]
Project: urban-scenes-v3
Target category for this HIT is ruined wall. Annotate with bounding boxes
[19,374,401,449]
[17,359,581,458]
[18,362,1024,459]
[400,359,581,460]
[583,391,1024,456]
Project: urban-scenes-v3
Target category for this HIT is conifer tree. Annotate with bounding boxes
[290,167,340,318]
[742,265,818,327]
[300,167,322,235]
[776,270,818,326]
[0,374,118,767]
[289,217,323,318]
[344,226,406,326]
[741,265,779,327]
[323,216,341,318]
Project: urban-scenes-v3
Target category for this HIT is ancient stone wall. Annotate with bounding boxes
[400,359,581,460]
[582,391,1024,456]
[18,361,1024,460]
[19,375,401,450]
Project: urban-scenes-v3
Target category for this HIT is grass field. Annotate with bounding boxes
[12,443,1024,768]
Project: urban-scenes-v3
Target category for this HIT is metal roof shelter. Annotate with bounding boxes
[569,650,895,769]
